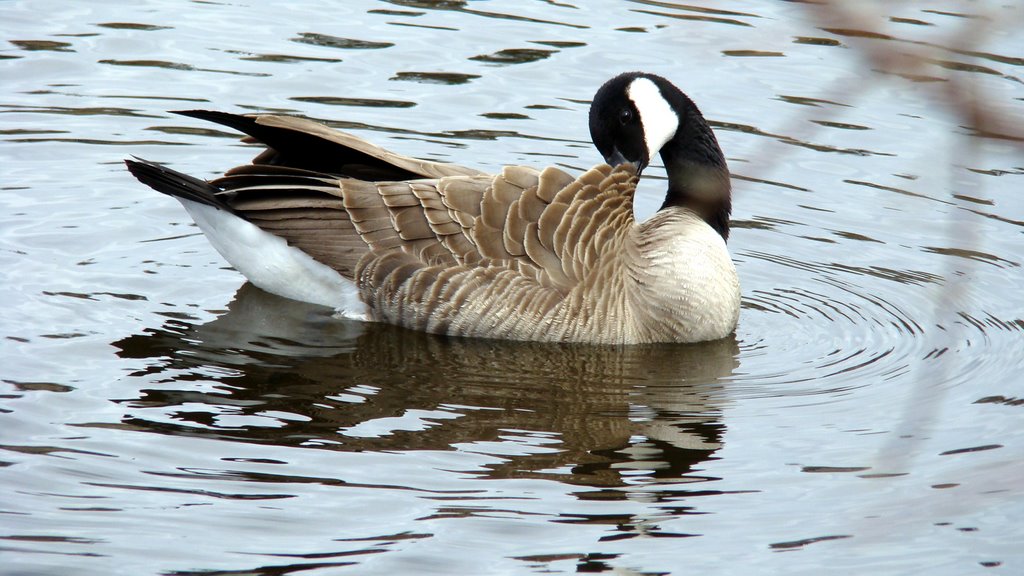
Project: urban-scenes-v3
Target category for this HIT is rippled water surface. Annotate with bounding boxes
[3,1,1023,574]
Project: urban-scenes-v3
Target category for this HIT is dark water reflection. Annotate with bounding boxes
[114,285,737,491]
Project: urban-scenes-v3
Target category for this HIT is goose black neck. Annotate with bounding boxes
[657,101,732,242]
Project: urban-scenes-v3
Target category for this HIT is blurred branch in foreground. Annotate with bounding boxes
[804,0,1024,147]
[794,2,1021,485]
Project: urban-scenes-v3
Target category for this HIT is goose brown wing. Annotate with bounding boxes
[357,163,640,340]
[215,158,634,283]
[350,162,636,291]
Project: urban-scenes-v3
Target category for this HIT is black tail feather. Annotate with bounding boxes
[173,110,267,141]
[124,157,230,210]
[170,109,421,180]
[173,109,345,173]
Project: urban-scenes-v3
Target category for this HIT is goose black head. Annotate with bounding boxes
[589,72,732,241]
[589,72,685,176]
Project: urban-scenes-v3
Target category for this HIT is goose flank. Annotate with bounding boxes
[125,72,740,344]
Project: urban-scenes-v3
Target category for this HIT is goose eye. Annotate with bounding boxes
[619,108,632,125]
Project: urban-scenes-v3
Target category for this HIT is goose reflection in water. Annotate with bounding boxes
[113,283,739,489]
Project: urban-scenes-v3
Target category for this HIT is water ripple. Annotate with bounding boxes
[734,248,943,398]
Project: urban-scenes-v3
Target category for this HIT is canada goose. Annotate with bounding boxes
[126,72,739,344]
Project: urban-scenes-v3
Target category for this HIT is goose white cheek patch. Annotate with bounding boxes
[627,78,679,161]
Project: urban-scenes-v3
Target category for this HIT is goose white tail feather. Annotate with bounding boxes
[180,199,368,320]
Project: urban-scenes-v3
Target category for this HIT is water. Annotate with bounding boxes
[2,1,1023,574]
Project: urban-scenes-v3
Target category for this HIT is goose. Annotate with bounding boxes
[125,71,740,344]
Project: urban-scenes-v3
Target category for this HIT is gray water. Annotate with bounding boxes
[2,1,1023,574]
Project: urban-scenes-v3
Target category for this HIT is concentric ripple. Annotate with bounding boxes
[732,248,976,400]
